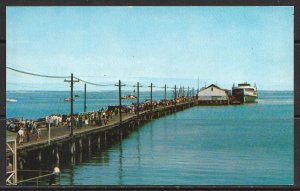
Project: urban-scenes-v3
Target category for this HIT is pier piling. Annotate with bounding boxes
[97,136,101,150]
[37,151,42,161]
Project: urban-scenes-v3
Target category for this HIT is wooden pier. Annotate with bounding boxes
[6,100,200,184]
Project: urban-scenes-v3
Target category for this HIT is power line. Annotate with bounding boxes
[7,66,183,89]
[6,67,70,79]
[7,66,117,87]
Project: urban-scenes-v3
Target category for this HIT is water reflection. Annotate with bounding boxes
[150,123,153,157]
[136,130,141,168]
[118,142,123,185]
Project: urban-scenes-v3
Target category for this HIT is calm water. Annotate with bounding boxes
[7,91,294,185]
[60,91,292,185]
[6,90,174,119]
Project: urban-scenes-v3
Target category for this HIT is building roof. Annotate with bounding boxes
[199,84,229,94]
[206,84,222,90]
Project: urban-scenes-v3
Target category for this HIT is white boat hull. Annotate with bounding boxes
[6,99,17,103]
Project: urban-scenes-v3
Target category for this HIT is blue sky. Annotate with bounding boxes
[6,6,294,91]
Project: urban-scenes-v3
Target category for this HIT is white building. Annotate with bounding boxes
[197,84,229,105]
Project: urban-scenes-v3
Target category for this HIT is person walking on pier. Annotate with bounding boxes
[106,112,110,124]
[102,112,108,125]
[84,117,89,126]
[37,126,41,140]
[75,116,79,128]
[66,117,71,130]
[108,110,112,120]
[26,128,30,143]
[78,115,83,128]
[17,127,24,145]
[32,122,38,140]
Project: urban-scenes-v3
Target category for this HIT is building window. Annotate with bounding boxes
[211,88,213,91]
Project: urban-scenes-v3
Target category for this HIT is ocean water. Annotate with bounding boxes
[59,91,293,185]
[6,90,174,119]
[7,91,294,185]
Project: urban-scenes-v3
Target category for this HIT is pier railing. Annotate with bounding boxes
[16,170,60,186]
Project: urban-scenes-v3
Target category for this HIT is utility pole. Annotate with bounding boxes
[148,83,155,110]
[150,83,153,106]
[115,80,125,124]
[164,84,167,101]
[64,73,79,137]
[188,86,190,100]
[118,80,122,123]
[133,82,143,118]
[116,80,125,140]
[174,85,177,106]
[84,83,87,112]
[70,74,74,137]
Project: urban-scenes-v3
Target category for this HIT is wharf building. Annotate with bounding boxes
[197,84,229,105]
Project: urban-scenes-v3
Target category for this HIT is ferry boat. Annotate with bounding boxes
[6,98,17,103]
[232,82,257,103]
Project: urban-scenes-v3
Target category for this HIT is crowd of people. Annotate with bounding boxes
[6,120,41,145]
[6,97,197,145]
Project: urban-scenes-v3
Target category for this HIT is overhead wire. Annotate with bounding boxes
[7,66,191,90]
[7,66,118,87]
[6,67,70,79]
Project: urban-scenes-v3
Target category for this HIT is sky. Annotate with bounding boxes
[6,6,294,91]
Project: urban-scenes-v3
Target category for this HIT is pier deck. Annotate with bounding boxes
[6,100,199,156]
